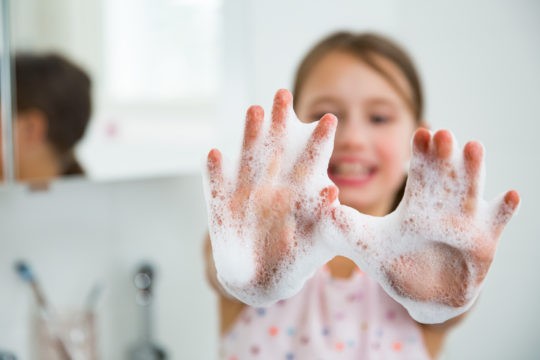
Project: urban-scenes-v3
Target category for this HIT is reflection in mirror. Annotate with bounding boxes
[3,53,91,183]
[10,0,222,182]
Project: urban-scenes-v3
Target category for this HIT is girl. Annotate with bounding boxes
[204,32,519,359]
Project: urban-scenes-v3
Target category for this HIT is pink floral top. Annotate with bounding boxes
[221,266,431,359]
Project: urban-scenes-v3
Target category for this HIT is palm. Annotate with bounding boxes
[205,89,338,305]
[335,129,520,323]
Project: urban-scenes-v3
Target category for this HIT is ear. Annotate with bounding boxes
[16,109,48,147]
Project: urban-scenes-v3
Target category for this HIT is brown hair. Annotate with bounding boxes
[14,53,91,176]
[292,31,424,211]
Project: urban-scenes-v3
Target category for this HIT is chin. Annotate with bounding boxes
[338,193,378,214]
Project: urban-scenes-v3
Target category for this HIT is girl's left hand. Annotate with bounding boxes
[386,129,519,308]
[333,129,520,323]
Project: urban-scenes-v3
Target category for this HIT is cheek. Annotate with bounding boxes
[377,135,411,179]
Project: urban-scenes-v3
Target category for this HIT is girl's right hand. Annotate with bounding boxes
[205,89,339,306]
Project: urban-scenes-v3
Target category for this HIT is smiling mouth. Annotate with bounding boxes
[328,163,377,186]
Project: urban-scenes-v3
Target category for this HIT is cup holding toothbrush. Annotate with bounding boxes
[34,307,98,360]
[15,261,102,360]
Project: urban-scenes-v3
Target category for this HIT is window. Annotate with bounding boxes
[77,0,223,180]
[104,0,222,103]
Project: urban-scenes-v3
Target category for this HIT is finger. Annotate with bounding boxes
[238,105,264,184]
[320,185,339,207]
[433,130,453,160]
[266,89,292,178]
[289,113,337,182]
[462,141,484,213]
[329,207,352,237]
[207,148,224,200]
[270,89,291,137]
[491,190,520,237]
[412,127,431,155]
[328,206,376,254]
[407,128,431,187]
[312,185,339,221]
[231,106,264,214]
[207,149,227,228]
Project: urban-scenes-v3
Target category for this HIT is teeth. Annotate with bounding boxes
[334,163,372,176]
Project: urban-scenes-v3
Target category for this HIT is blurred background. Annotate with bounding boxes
[1,0,539,358]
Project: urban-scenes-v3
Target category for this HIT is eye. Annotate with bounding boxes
[370,114,390,124]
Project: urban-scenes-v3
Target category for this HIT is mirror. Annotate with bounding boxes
[6,0,222,182]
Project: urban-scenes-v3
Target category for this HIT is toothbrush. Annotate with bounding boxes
[15,261,48,311]
[14,261,72,360]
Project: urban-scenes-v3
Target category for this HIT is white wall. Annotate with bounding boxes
[0,175,217,359]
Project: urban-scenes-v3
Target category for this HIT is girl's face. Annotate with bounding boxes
[296,51,418,216]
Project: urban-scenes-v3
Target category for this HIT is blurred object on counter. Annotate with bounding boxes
[14,260,71,359]
[0,351,17,360]
[128,263,167,360]
[14,260,99,359]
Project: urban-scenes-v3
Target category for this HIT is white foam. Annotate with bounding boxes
[203,99,337,306]
[203,96,515,324]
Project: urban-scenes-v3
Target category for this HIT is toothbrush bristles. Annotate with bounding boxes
[14,260,33,282]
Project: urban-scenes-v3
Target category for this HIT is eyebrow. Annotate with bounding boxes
[307,95,400,109]
[306,95,342,108]
[364,97,399,109]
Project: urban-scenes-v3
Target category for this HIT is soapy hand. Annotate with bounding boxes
[204,89,520,323]
[205,90,339,305]
[330,128,520,323]
[380,129,519,322]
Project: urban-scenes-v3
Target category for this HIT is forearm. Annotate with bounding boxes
[417,311,468,359]
[418,311,467,333]
[204,233,249,335]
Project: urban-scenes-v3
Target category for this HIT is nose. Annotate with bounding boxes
[334,112,369,151]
